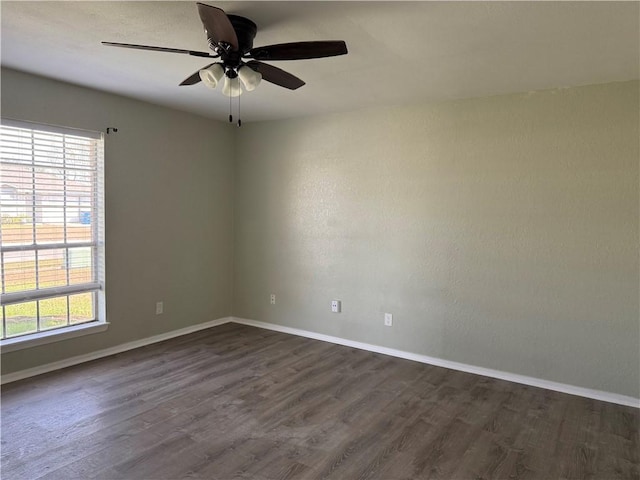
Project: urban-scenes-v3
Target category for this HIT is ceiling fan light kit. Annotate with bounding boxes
[237,66,262,92]
[199,63,225,89]
[103,2,348,122]
[222,76,242,98]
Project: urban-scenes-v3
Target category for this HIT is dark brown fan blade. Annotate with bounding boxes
[102,41,216,58]
[246,61,305,90]
[196,3,238,51]
[180,63,215,86]
[248,41,347,61]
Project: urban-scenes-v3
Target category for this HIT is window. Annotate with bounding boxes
[1,119,105,344]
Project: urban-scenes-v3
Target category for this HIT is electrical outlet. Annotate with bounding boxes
[156,301,164,315]
[331,300,341,313]
[384,313,393,326]
[270,294,276,305]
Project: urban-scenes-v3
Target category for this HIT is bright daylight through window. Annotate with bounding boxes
[0,120,105,342]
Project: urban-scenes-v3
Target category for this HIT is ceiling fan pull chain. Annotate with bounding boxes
[229,89,233,123]
[237,80,242,127]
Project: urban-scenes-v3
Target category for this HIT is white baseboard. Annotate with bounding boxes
[232,317,640,408]
[3,315,638,408]
[0,317,233,385]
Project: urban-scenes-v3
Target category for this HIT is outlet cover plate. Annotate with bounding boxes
[331,300,341,313]
[384,313,393,326]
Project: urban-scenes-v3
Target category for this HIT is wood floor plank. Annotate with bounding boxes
[2,323,638,480]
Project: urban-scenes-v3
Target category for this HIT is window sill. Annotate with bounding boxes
[1,322,109,353]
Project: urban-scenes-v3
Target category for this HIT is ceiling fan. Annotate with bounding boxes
[102,2,348,99]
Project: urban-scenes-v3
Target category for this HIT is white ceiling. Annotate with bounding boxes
[2,1,639,123]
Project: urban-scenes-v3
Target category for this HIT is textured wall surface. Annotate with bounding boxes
[234,81,639,398]
[2,71,638,399]
[1,68,235,374]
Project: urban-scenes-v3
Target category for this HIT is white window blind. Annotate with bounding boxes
[0,119,105,340]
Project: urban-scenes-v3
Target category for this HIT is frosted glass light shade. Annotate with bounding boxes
[199,64,225,89]
[222,76,242,97]
[238,66,262,91]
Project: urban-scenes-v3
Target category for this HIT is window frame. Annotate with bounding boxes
[0,118,107,351]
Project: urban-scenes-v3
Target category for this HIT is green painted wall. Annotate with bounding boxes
[233,81,639,398]
[2,69,638,399]
[1,68,235,374]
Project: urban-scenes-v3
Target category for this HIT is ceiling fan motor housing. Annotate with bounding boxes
[227,15,257,54]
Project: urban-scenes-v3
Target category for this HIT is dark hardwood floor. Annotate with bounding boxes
[1,323,638,479]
